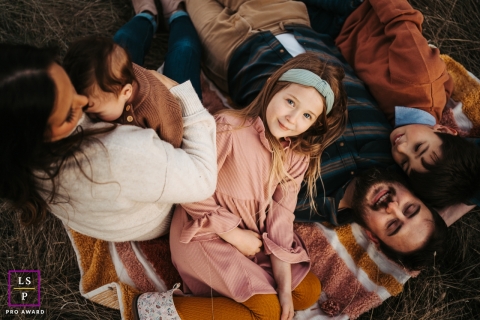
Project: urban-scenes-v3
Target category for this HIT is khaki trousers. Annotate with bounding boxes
[185,0,310,92]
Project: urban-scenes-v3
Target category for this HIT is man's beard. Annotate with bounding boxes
[351,168,408,223]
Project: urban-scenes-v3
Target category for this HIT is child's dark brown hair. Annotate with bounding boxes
[409,133,480,208]
[63,36,135,97]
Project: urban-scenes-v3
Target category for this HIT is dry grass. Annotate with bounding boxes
[0,0,479,319]
[411,0,480,76]
[0,203,120,319]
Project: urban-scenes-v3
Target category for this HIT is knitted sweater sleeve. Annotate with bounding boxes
[158,81,217,202]
[102,81,217,204]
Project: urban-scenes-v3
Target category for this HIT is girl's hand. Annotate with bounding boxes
[278,290,294,320]
[338,177,356,210]
[271,255,294,320]
[219,227,262,257]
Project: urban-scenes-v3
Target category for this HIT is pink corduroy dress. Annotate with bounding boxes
[170,113,311,302]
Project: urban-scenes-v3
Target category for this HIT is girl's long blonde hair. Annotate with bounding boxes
[218,53,348,213]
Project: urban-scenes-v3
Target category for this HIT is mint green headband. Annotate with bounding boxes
[278,68,334,115]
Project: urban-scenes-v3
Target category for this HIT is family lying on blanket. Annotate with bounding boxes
[1,0,479,319]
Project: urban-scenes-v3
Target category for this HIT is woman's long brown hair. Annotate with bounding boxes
[219,53,348,212]
[0,44,116,225]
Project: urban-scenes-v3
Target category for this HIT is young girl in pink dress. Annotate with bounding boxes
[135,52,348,320]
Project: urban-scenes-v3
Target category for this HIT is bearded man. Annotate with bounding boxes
[347,167,447,270]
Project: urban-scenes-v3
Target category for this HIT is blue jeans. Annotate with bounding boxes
[113,13,156,67]
[164,15,202,100]
[301,0,363,38]
[113,13,202,100]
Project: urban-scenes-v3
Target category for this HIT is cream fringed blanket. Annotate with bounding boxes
[65,227,181,319]
[293,223,412,320]
[65,221,412,320]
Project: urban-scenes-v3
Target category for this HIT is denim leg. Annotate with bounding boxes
[307,8,337,37]
[301,0,364,38]
[113,13,157,66]
[301,0,363,15]
[163,15,202,101]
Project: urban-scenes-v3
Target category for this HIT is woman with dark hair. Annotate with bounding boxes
[0,43,216,241]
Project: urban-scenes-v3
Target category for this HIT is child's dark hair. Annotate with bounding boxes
[409,133,480,208]
[63,36,135,97]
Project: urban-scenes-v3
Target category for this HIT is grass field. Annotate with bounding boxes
[1,0,479,319]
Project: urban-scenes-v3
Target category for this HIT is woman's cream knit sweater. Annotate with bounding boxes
[38,81,217,242]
